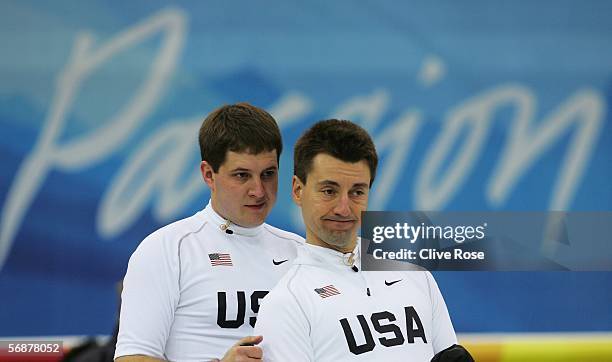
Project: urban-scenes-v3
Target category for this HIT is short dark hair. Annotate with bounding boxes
[294,119,378,187]
[198,103,282,172]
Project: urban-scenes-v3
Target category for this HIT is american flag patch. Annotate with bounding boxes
[209,253,233,266]
[314,285,340,298]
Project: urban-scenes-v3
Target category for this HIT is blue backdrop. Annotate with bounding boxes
[1,0,611,336]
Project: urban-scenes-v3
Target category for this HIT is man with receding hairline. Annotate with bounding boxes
[255,119,457,361]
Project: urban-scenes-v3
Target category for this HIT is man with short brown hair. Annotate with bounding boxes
[115,103,303,362]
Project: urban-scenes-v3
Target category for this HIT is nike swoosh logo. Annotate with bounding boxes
[273,259,289,265]
[385,279,402,286]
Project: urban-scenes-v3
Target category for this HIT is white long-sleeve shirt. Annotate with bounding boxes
[115,201,303,362]
[255,242,457,362]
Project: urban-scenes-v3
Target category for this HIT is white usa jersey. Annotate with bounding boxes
[255,242,457,362]
[115,201,304,362]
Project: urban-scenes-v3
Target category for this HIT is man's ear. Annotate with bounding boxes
[200,161,215,191]
[292,175,304,206]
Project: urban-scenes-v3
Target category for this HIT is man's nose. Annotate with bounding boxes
[248,177,265,198]
[333,194,351,217]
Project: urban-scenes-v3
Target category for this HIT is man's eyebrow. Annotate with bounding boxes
[229,166,278,173]
[317,180,340,187]
[316,181,369,188]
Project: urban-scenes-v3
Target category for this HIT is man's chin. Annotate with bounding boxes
[234,214,267,228]
[322,232,356,250]
[329,229,355,238]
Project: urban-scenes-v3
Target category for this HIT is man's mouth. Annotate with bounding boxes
[244,202,266,210]
[323,218,357,230]
[324,217,357,223]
